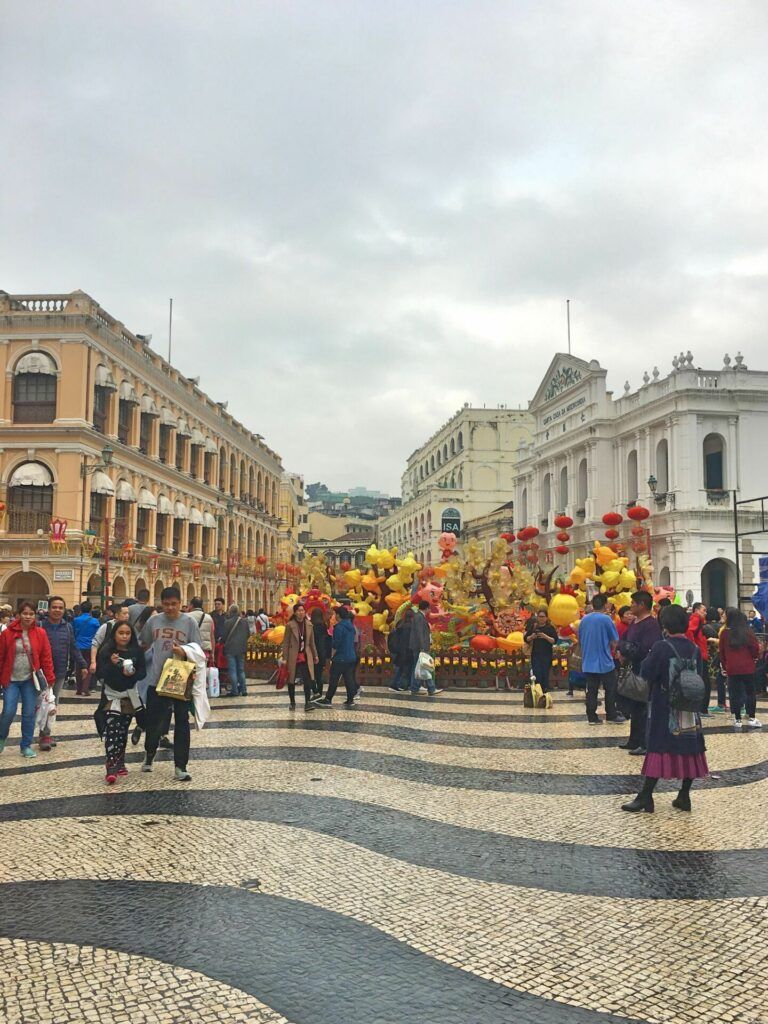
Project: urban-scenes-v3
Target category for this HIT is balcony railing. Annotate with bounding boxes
[6,509,52,534]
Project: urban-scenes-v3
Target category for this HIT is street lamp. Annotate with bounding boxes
[648,474,674,508]
[80,444,117,606]
[225,498,235,606]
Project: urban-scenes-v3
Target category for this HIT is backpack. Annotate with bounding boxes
[664,640,706,712]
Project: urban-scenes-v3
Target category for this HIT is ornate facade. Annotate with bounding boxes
[0,289,292,611]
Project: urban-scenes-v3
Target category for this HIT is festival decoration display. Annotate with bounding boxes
[81,530,101,559]
[49,518,68,554]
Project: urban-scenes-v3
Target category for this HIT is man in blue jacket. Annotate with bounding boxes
[578,594,623,725]
[316,607,359,708]
[72,600,100,696]
[40,596,87,748]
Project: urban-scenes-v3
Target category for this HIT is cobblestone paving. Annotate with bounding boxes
[0,685,766,1023]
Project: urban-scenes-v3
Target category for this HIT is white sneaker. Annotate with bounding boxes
[747,718,763,729]
[352,687,363,703]
[733,718,743,730]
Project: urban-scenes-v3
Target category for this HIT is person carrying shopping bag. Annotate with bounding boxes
[0,601,55,758]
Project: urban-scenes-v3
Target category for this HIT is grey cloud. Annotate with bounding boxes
[2,0,768,490]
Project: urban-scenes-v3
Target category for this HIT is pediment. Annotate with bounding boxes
[529,354,600,410]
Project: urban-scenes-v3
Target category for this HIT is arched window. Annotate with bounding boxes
[13,351,57,423]
[443,444,448,462]
[239,459,247,501]
[7,461,54,533]
[437,449,442,467]
[450,439,455,457]
[272,481,277,514]
[249,467,256,503]
[577,458,588,508]
[257,471,263,507]
[703,433,725,490]
[559,465,568,509]
[457,431,464,450]
[219,448,227,491]
[656,439,669,493]
[93,364,116,434]
[542,473,551,514]
[627,449,638,503]
[520,487,528,524]
[430,455,435,472]
[229,454,237,497]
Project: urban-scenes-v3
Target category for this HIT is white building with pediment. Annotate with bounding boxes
[514,352,768,608]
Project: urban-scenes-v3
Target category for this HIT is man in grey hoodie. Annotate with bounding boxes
[222,604,251,697]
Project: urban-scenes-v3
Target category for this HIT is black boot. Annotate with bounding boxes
[621,776,657,813]
[672,778,692,812]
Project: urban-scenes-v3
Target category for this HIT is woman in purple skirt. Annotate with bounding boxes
[621,604,708,813]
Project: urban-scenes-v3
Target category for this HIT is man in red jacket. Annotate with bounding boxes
[0,601,54,757]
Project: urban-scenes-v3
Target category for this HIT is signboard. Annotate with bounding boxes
[441,507,461,537]
[53,568,75,582]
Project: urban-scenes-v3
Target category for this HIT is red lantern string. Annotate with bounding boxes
[602,512,623,527]
[627,506,650,521]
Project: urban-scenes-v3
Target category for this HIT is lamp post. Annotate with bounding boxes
[225,498,234,606]
[81,444,115,606]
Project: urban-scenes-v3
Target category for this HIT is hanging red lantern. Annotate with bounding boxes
[256,555,267,566]
[500,532,514,543]
[526,552,538,563]
[604,528,619,540]
[553,515,573,529]
[627,505,650,521]
[630,525,645,537]
[630,540,646,553]
[340,561,351,572]
[555,545,570,555]
[556,531,570,543]
[602,512,623,527]
[518,526,538,542]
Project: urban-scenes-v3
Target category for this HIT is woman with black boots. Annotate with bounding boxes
[95,621,146,784]
[621,604,708,814]
[280,604,319,712]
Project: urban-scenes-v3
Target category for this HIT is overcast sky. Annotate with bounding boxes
[2,2,767,493]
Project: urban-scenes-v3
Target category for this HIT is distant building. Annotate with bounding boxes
[462,500,516,552]
[378,405,534,564]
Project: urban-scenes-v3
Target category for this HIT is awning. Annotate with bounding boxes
[203,512,217,529]
[189,507,204,525]
[115,480,137,502]
[15,351,57,376]
[160,407,176,426]
[8,462,53,487]
[174,500,189,520]
[157,495,173,515]
[205,439,218,454]
[91,470,115,496]
[119,381,139,404]
[176,418,191,438]
[140,395,160,417]
[190,428,205,446]
[138,488,157,510]
[95,364,117,390]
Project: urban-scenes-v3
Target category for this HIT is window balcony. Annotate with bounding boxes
[6,509,52,534]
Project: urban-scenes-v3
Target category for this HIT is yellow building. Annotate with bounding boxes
[277,471,307,574]
[0,289,292,611]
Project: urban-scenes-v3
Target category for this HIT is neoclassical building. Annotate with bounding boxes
[378,405,534,564]
[514,353,768,608]
[0,289,293,611]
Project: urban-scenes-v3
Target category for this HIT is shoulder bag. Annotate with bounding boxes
[616,664,649,702]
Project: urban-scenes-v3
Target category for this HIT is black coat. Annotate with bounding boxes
[640,636,706,757]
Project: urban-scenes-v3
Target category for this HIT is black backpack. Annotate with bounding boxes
[664,641,707,712]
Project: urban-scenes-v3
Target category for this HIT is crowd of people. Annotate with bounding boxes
[0,587,764,812]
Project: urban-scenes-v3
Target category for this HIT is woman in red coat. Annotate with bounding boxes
[720,607,762,730]
[0,600,54,758]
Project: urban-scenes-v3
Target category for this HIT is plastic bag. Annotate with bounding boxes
[35,687,56,733]
[414,651,435,681]
[206,666,220,698]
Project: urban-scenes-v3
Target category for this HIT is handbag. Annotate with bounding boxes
[414,651,435,681]
[274,664,289,690]
[156,657,196,701]
[617,665,649,702]
[20,630,47,692]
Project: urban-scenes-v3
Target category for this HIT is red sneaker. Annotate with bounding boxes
[38,734,52,752]
[117,764,128,776]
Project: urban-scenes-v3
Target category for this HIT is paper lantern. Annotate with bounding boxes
[556,531,570,542]
[604,528,619,540]
[500,532,514,542]
[516,526,539,542]
[340,561,351,572]
[549,593,580,627]
[602,512,623,527]
[627,505,650,521]
[553,515,573,529]
[630,525,645,537]
[256,555,267,565]
[555,544,570,555]
[526,552,538,563]
[470,634,497,653]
